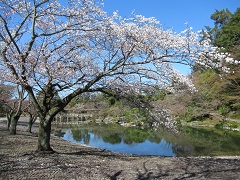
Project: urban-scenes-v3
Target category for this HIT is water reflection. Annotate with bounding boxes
[55,124,240,156]
[57,125,177,156]
[71,129,90,144]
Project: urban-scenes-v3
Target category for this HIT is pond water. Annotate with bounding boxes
[54,124,240,157]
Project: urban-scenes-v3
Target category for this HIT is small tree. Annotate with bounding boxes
[0,84,28,133]
[0,0,237,152]
[25,100,38,133]
[0,84,15,117]
[6,85,29,134]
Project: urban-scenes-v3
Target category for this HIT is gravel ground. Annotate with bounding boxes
[0,119,240,180]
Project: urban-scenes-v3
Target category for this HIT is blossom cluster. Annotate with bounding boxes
[150,108,178,133]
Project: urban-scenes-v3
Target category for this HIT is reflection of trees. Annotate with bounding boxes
[56,125,240,156]
[91,125,151,144]
[92,125,171,145]
[148,134,163,144]
[102,133,122,144]
[71,129,90,145]
[174,127,240,156]
[93,125,122,144]
[67,125,208,157]
[95,126,150,144]
[123,128,149,144]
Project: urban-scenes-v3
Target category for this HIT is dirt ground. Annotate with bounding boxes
[0,120,240,180]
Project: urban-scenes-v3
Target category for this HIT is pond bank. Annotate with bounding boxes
[0,120,240,179]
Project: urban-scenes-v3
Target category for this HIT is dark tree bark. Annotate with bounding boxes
[6,113,12,130]
[6,86,26,134]
[9,114,21,135]
[37,117,54,152]
[27,114,37,133]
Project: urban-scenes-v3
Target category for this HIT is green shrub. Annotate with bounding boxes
[108,97,116,106]
[218,105,230,117]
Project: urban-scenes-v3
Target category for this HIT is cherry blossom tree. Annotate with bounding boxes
[6,86,29,134]
[0,0,237,152]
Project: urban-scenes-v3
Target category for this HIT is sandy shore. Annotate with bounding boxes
[0,119,240,179]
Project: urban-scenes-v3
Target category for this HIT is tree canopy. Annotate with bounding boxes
[0,0,237,152]
[205,8,240,50]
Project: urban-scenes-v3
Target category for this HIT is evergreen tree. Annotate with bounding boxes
[205,8,240,51]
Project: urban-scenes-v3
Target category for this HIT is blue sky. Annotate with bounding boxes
[103,0,239,32]
[102,0,239,75]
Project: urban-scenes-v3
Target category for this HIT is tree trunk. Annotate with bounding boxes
[9,115,20,135]
[37,117,54,152]
[27,114,37,133]
[27,118,33,133]
[6,114,11,130]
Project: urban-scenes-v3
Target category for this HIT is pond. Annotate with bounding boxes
[54,124,240,157]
